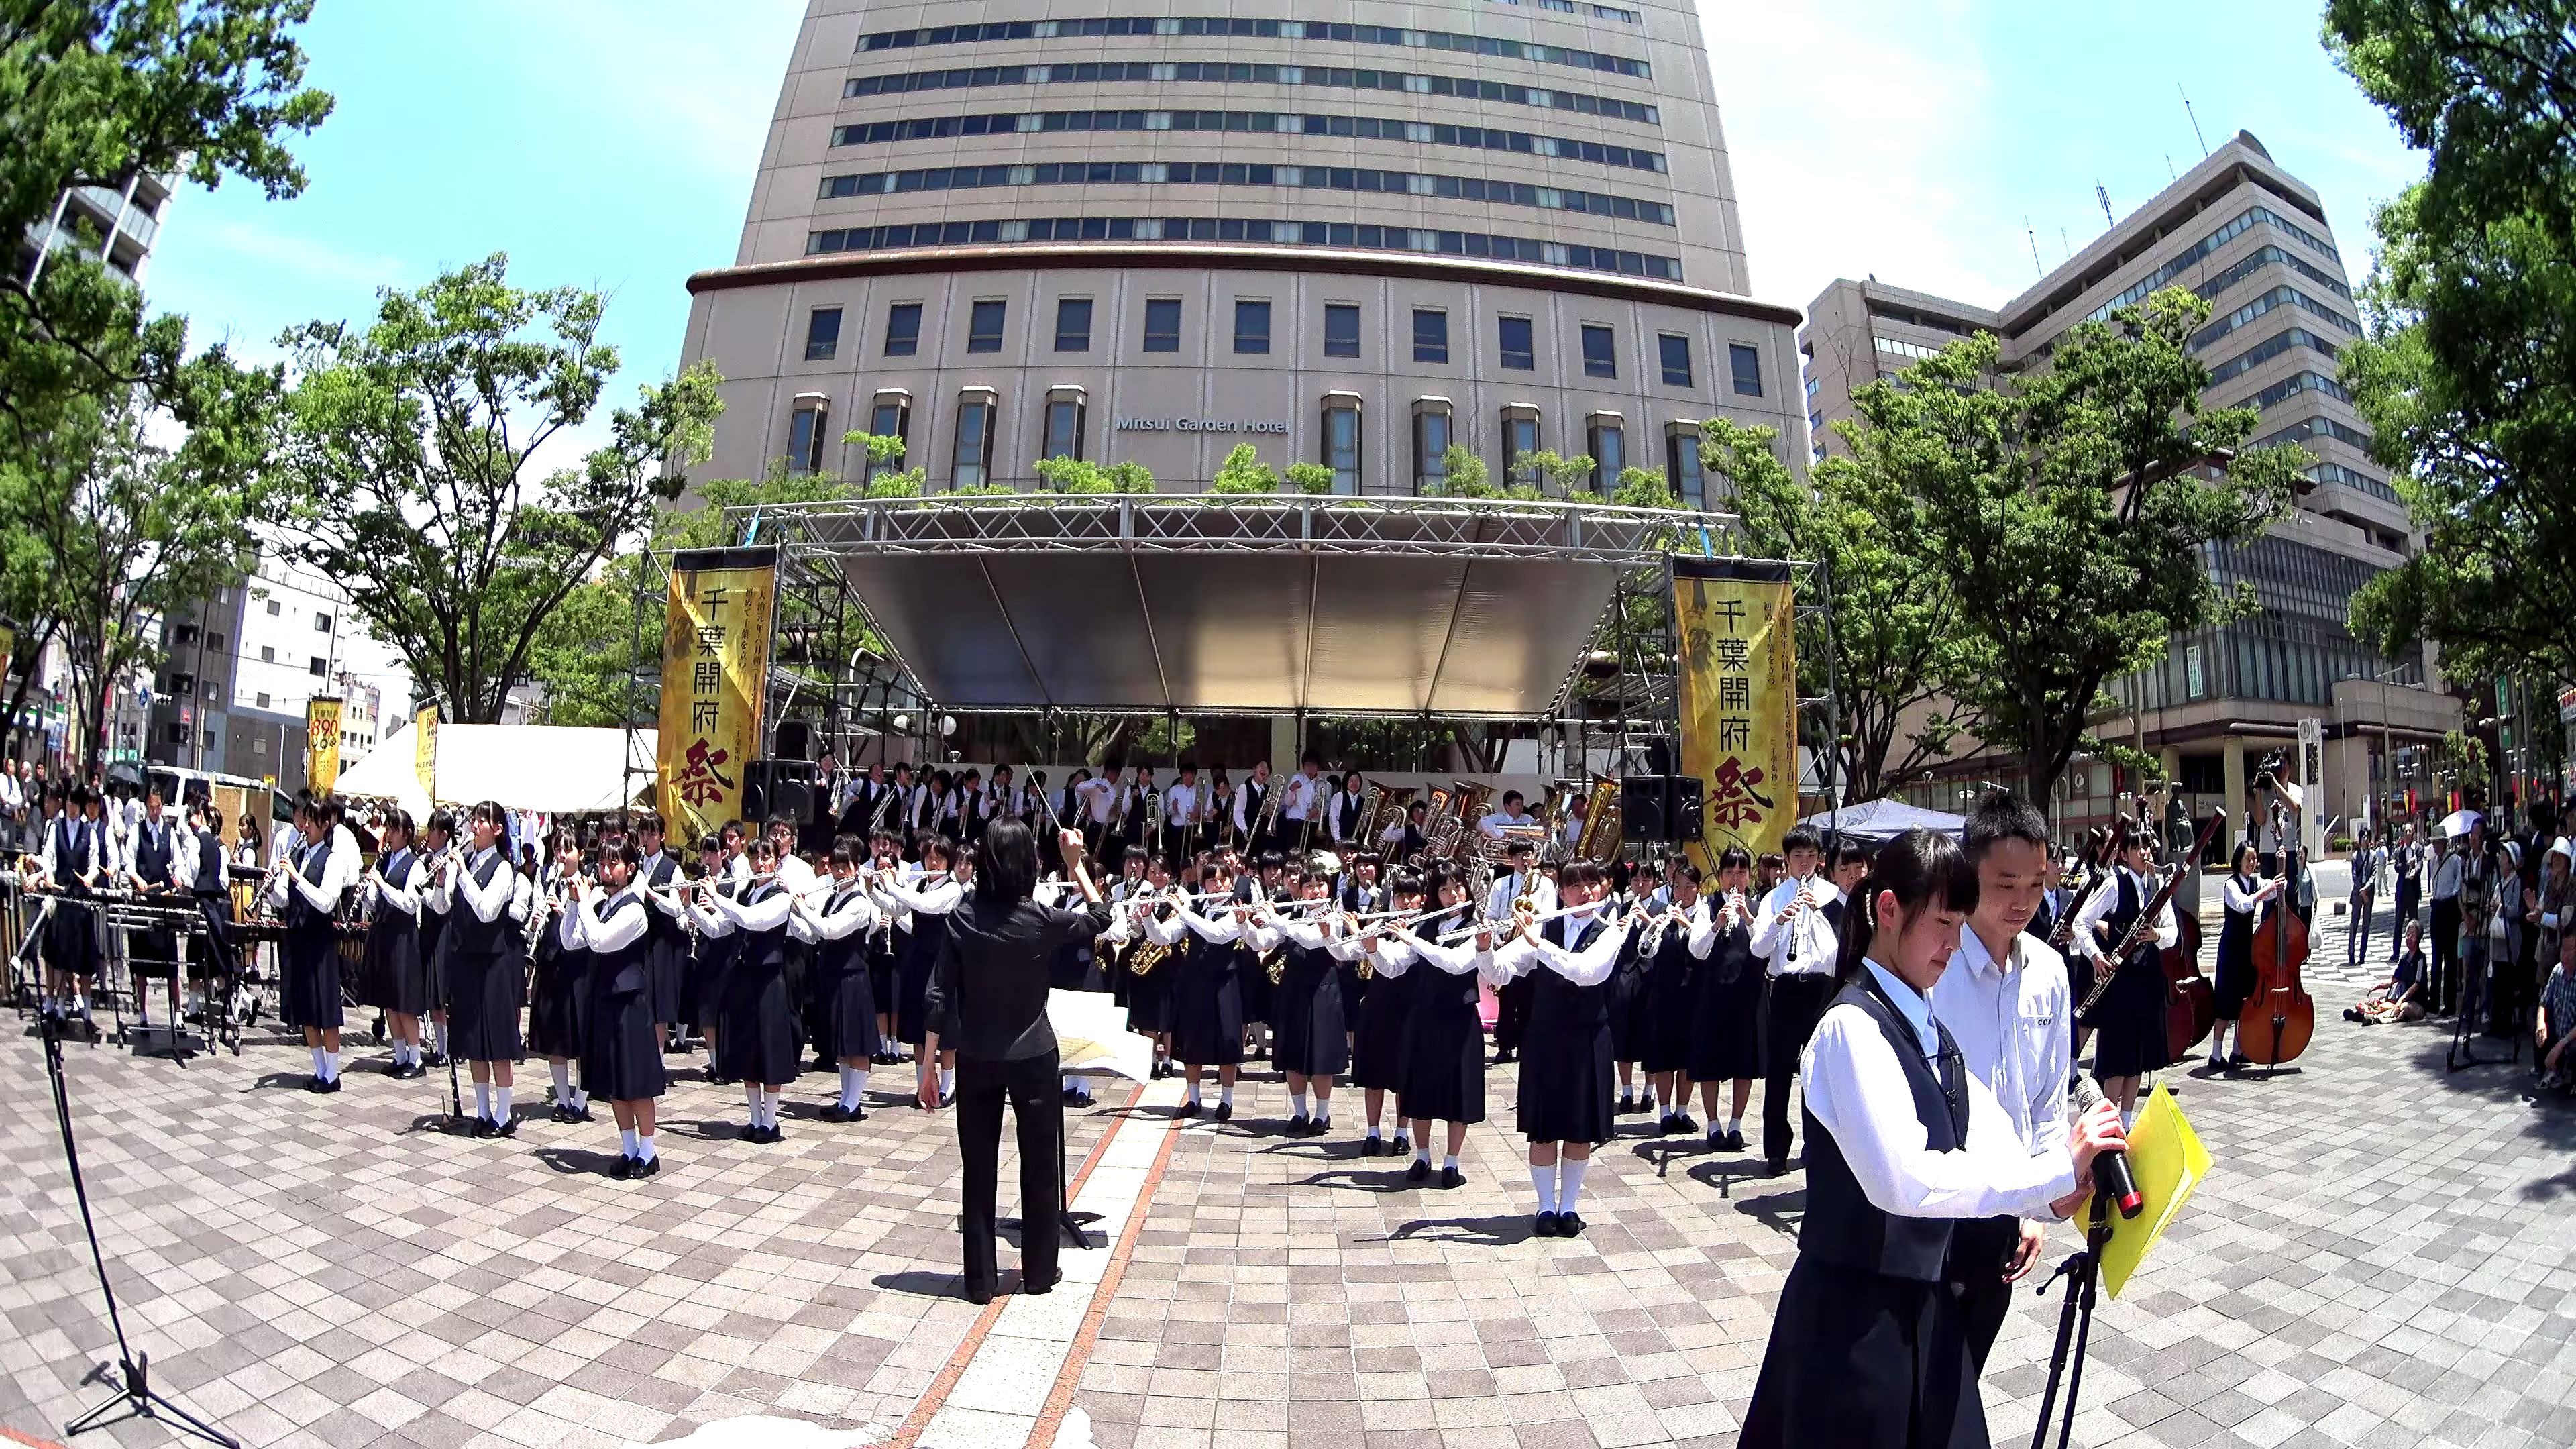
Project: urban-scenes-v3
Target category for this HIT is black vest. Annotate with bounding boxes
[737,880,787,973]
[449,850,513,957]
[287,837,335,930]
[1529,916,1613,1035]
[1240,780,1265,827]
[133,817,173,886]
[814,883,869,975]
[193,827,227,895]
[1798,971,1971,1281]
[376,849,417,934]
[2106,870,2147,963]
[590,892,650,994]
[55,817,94,894]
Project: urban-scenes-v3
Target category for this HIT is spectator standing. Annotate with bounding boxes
[2528,839,2570,982]
[0,759,22,851]
[2346,827,2381,968]
[2391,824,2423,964]
[2536,927,2576,1095]
[2428,832,2463,1014]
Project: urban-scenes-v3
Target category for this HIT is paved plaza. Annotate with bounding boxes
[5,888,2573,1449]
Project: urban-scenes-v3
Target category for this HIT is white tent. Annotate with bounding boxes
[334,722,658,818]
[1794,797,1968,842]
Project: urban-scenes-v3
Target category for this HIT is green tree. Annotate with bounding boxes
[1716,416,1976,804]
[1515,448,1597,497]
[1033,455,1154,494]
[1209,443,1281,493]
[843,431,924,498]
[1424,443,1493,498]
[2326,3,2576,691]
[269,254,724,724]
[1285,461,1335,494]
[1879,294,2300,812]
[1609,465,1676,508]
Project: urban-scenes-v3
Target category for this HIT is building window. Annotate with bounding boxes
[787,397,830,474]
[1412,309,1448,364]
[309,657,327,677]
[1324,303,1360,358]
[207,631,224,651]
[252,735,267,757]
[1234,299,1272,354]
[1659,333,1694,388]
[1143,297,1182,352]
[1499,408,1540,488]
[201,728,215,751]
[1042,396,1086,462]
[967,299,1006,354]
[315,611,331,633]
[804,307,843,361]
[1498,315,1535,371]
[883,302,922,356]
[265,600,280,616]
[1587,417,1625,493]
[953,394,998,488]
[1054,297,1093,352]
[1666,423,1706,508]
[863,396,910,482]
[1581,324,1617,379]
[1729,343,1764,396]
[1413,404,1452,494]
[1322,398,1362,494]
[259,645,274,663]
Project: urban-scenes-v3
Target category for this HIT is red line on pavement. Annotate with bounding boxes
[883,1081,1148,1449]
[3,1426,69,1449]
[1026,1099,1185,1449]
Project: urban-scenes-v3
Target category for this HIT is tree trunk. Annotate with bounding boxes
[1,618,61,763]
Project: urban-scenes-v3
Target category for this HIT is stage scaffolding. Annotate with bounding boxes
[621,493,1837,818]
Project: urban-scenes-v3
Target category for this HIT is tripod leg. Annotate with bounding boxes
[2027,1252,2086,1449]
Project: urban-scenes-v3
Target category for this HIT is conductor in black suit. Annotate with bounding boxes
[922,819,1110,1303]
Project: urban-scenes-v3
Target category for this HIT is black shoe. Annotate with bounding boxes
[1287,1114,1310,1135]
[1214,1102,1233,1123]
[1071,1093,1093,1109]
[610,1155,635,1180]
[427,1053,449,1069]
[315,1076,341,1094]
[1405,1159,1430,1183]
[1492,1049,1515,1065]
[1438,1165,1464,1189]
[496,1116,518,1138]
[1534,1212,1562,1238]
[1392,1136,1412,1158]
[766,1124,786,1143]
[1307,1118,1330,1138]
[1027,1267,1064,1295]
[963,1283,994,1307]
[637,1155,661,1178]
[1362,1136,1385,1156]
[305,1074,329,1093]
[1177,1101,1199,1119]
[820,1104,856,1123]
[1764,1159,1787,1177]
[1617,1093,1636,1114]
[1658,1115,1679,1136]
[1560,1212,1586,1236]
[1726,1130,1746,1152]
[471,1116,497,1139]
[549,1103,571,1124]
[1673,1113,1698,1134]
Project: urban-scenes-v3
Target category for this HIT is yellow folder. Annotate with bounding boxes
[2098,1083,2210,1299]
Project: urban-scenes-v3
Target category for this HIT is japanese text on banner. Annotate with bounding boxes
[656,548,777,842]
[413,704,439,799]
[306,696,343,797]
[1674,558,1797,867]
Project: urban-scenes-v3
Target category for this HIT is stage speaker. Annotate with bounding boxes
[773,719,814,761]
[1619,775,1704,845]
[743,759,817,823]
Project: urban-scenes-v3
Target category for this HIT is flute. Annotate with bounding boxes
[1437,898,1607,944]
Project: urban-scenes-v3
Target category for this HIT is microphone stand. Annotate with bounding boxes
[2027,1193,2112,1449]
[38,1009,239,1448]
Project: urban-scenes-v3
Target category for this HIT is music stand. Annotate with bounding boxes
[36,1009,239,1448]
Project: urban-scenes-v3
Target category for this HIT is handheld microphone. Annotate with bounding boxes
[2070,1075,2145,1219]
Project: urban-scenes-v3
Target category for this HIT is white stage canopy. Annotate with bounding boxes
[335,723,657,818]
[1795,798,1967,842]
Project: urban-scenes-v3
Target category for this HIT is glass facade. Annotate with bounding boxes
[1414,406,1450,493]
[1658,333,1692,388]
[1143,297,1181,352]
[1587,418,1623,492]
[1042,397,1086,461]
[1234,299,1271,354]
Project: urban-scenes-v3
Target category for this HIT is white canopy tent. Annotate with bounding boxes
[1794,797,1967,843]
[334,722,657,820]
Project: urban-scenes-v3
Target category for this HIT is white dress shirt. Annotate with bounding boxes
[272,830,361,915]
[575,885,651,953]
[1485,868,1558,922]
[2070,868,2178,963]
[1748,873,1843,977]
[2430,850,2463,901]
[1492,911,1629,985]
[1165,782,1199,826]
[373,851,425,922]
[1281,770,1322,822]
[1476,808,1533,840]
[1803,958,2079,1220]
[1233,777,1269,834]
[1929,929,2072,1160]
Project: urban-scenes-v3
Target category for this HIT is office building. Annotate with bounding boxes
[1801,132,2452,829]
[20,171,176,285]
[679,0,1803,497]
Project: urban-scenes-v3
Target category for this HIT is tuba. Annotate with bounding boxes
[1576,775,1623,863]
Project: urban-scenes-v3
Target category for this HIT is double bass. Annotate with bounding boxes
[2236,775,2315,1067]
[2161,810,2225,1061]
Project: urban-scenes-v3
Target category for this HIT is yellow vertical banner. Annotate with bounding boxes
[657,546,778,843]
[1674,557,1797,867]
[306,696,344,796]
[413,704,439,800]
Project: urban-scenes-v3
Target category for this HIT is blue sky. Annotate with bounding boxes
[142,0,2425,470]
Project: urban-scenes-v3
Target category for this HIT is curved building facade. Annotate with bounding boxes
[681,0,1802,496]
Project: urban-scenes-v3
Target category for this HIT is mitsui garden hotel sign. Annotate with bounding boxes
[1114,415,1291,434]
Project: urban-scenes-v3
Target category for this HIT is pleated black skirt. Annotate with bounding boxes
[1395,986,1483,1124]
[280,920,343,1031]
[1640,956,1697,1075]
[45,898,100,979]
[2088,949,2171,1079]
[582,977,665,1101]
[1688,958,1764,1082]
[1123,948,1175,1034]
[1168,947,1243,1066]
[1516,1024,1613,1144]
[647,931,686,1027]
[821,949,883,1061]
[526,947,588,1059]
[1273,949,1349,1078]
[419,908,450,1012]
[719,954,800,1085]
[1348,971,1412,1091]
[361,916,429,1016]
[446,949,524,1062]
[1739,1258,1986,1449]
[895,918,943,1044]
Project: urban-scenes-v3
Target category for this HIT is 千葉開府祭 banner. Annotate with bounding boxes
[657,547,778,843]
[1673,557,1796,867]
[306,696,343,796]
[413,704,439,798]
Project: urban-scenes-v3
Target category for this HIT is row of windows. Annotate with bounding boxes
[2253,413,2375,457]
[2190,284,2359,353]
[829,108,1669,174]
[2240,368,2351,411]
[784,390,1720,506]
[2206,325,2337,386]
[1485,0,1640,21]
[804,214,1685,280]
[857,15,1650,78]
[2192,243,2353,307]
[2130,612,2402,712]
[806,296,1761,396]
[2305,460,2400,505]
[1872,334,1943,362]
[2202,533,2389,624]
[820,160,1676,225]
[2080,204,2347,327]
[842,61,1660,127]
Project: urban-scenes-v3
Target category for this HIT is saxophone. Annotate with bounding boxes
[1125,892,1172,975]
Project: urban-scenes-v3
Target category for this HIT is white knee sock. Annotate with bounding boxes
[939,1066,955,1099]
[620,1127,639,1155]
[1443,1152,1460,1171]
[765,1087,784,1128]
[743,1082,762,1122]
[637,1130,657,1161]
[840,1066,863,1109]
[1559,1159,1589,1214]
[1365,1122,1381,1140]
[322,1050,338,1081]
[550,1060,571,1103]
[1219,1084,1234,1109]
[1531,1165,1559,1214]
[475,1082,492,1118]
[1290,1088,1309,1116]
[495,1086,513,1120]
[1185,1080,1202,1105]
[433,1020,450,1056]
[1413,1145,1431,1165]
[310,1046,327,1077]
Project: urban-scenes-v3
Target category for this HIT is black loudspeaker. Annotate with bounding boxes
[743,759,817,823]
[773,719,814,761]
[1619,775,1705,845]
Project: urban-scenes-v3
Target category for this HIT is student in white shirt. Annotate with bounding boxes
[1739,828,2122,1449]
[1746,825,1842,1171]
[1929,791,2075,1373]
[2071,824,2179,1118]
[1280,754,1325,843]
[1477,790,1536,840]
[1164,763,1201,861]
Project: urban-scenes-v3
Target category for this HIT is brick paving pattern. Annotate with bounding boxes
[5,879,2572,1449]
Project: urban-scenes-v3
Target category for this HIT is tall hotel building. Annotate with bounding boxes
[679,0,1803,496]
[1801,133,2453,826]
